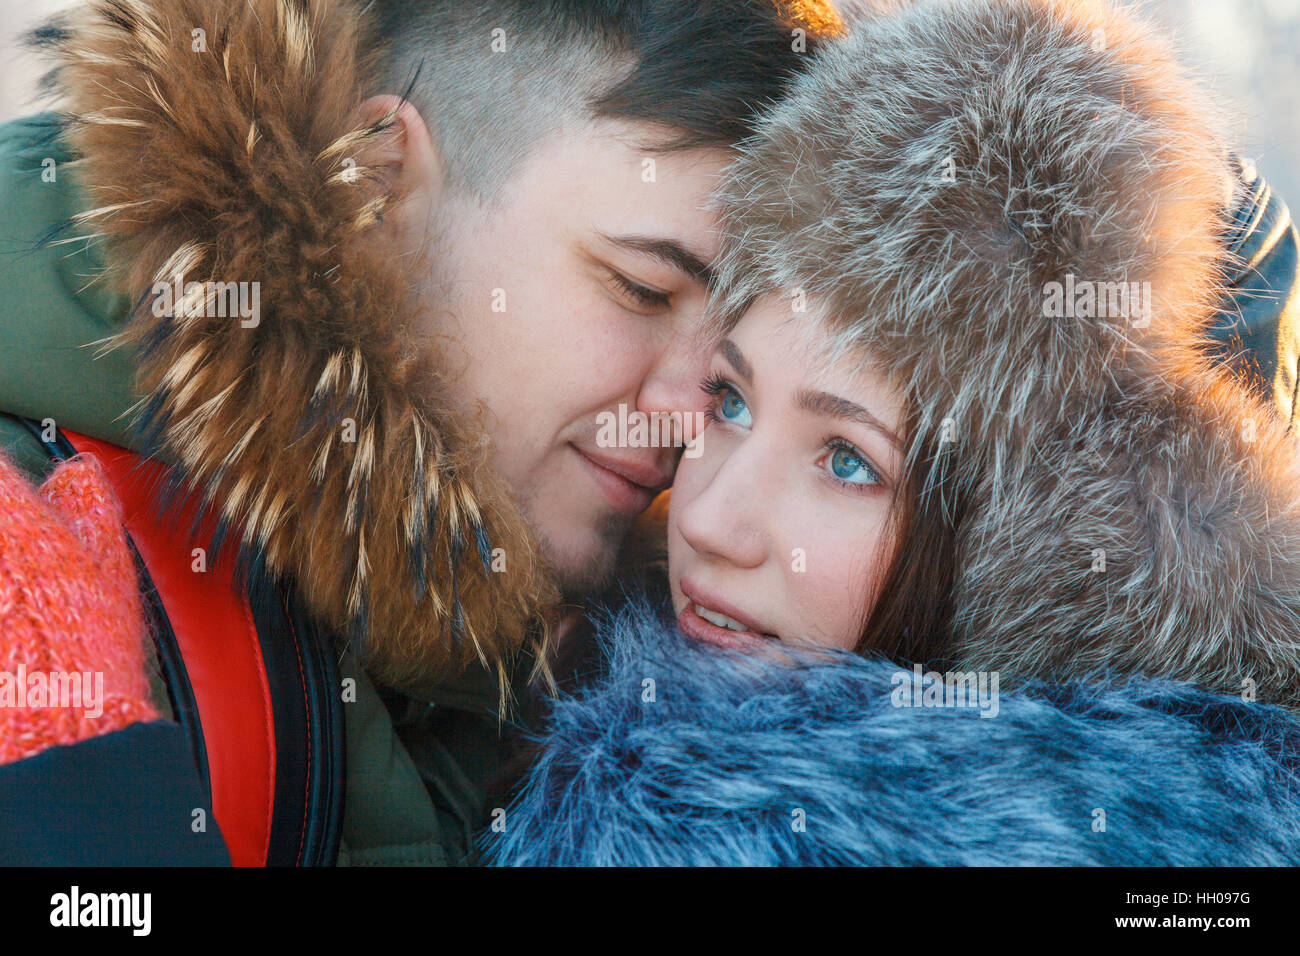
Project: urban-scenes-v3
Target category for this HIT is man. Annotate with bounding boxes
[0,0,844,864]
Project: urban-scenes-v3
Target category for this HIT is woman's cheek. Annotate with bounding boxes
[786,497,894,651]
[668,429,724,528]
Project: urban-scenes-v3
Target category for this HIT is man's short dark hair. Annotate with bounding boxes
[370,0,844,201]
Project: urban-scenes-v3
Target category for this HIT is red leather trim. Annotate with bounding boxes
[62,431,276,867]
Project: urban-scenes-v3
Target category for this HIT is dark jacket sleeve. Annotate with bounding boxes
[0,720,230,865]
[1206,157,1300,425]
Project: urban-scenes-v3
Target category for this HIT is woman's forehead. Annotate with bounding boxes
[721,300,903,421]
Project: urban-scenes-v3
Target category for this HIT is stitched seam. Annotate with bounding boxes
[283,589,312,866]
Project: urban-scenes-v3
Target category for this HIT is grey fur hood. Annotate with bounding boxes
[707,0,1300,706]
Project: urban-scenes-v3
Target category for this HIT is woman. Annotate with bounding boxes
[482,0,1300,865]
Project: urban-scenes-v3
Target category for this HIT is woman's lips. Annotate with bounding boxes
[677,602,775,651]
[572,445,665,516]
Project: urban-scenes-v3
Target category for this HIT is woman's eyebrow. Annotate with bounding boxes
[796,388,902,448]
[719,338,753,382]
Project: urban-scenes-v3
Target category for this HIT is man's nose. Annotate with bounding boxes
[635,329,712,430]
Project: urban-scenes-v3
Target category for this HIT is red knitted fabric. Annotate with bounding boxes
[0,448,157,766]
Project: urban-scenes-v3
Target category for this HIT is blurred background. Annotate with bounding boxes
[2,0,1297,200]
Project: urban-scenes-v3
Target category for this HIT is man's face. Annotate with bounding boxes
[424,120,728,597]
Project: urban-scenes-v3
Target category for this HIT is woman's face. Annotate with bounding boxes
[668,295,906,654]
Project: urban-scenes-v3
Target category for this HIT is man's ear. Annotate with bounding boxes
[352,94,445,234]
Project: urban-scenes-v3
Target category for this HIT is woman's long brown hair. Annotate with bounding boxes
[853,405,963,667]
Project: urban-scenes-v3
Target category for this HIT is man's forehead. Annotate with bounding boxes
[509,118,729,262]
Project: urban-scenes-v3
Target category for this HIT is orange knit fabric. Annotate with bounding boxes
[0,448,157,766]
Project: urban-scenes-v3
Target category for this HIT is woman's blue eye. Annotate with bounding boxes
[828,445,879,485]
[719,388,752,427]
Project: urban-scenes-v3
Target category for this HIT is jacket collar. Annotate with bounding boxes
[29,0,557,694]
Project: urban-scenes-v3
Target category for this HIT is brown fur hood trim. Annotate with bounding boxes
[710,0,1300,705]
[28,0,557,692]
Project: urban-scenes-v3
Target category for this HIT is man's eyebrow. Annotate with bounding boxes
[600,232,715,286]
[796,388,902,449]
[719,338,753,383]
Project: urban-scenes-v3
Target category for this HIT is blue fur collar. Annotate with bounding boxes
[483,593,1300,865]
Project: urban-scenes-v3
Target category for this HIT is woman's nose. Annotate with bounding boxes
[674,438,767,570]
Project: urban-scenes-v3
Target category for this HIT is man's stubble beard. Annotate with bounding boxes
[418,209,633,605]
[519,488,633,603]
